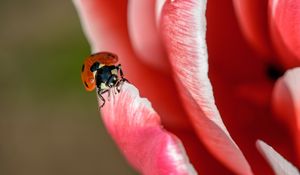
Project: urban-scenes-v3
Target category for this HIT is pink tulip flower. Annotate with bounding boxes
[73,0,300,174]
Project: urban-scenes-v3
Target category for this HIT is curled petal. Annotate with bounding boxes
[128,0,169,72]
[269,0,300,68]
[232,0,273,58]
[100,83,196,175]
[256,140,300,175]
[272,67,300,163]
[160,0,252,174]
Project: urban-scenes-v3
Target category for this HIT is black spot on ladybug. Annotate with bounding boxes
[81,64,85,72]
[90,62,100,72]
[84,81,89,88]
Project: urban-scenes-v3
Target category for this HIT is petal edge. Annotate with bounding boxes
[256,140,300,175]
[100,83,197,175]
[160,0,253,174]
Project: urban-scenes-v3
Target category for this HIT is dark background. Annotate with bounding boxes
[0,1,137,174]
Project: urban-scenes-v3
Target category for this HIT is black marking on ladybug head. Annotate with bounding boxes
[90,62,100,72]
[84,81,89,88]
[81,64,85,72]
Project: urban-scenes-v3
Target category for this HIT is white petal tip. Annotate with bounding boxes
[256,140,299,175]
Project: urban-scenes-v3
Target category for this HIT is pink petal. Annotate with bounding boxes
[272,67,300,164]
[128,0,169,72]
[256,140,299,175]
[100,83,196,175]
[74,1,242,173]
[160,1,252,175]
[73,0,191,129]
[269,0,300,68]
[232,0,273,58]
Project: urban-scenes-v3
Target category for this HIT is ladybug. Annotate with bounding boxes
[81,51,128,107]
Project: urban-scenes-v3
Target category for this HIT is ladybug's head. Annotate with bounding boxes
[95,65,119,88]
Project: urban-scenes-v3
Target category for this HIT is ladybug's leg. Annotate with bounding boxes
[97,89,108,108]
[115,64,130,93]
[115,78,128,93]
[117,65,129,81]
[107,89,111,101]
[98,94,105,108]
[116,64,127,80]
[115,81,122,93]
[113,83,119,95]
[116,64,124,78]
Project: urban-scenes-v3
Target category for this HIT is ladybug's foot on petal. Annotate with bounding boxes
[123,78,130,84]
[115,78,128,93]
[114,85,119,95]
[107,89,111,102]
[115,82,121,94]
[97,89,106,108]
[99,97,105,108]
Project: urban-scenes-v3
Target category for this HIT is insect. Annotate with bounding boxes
[81,51,128,107]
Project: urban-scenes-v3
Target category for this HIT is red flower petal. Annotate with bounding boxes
[232,0,273,58]
[160,1,252,174]
[206,1,296,174]
[272,67,300,164]
[100,83,196,175]
[256,140,299,175]
[128,0,169,72]
[269,0,300,68]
